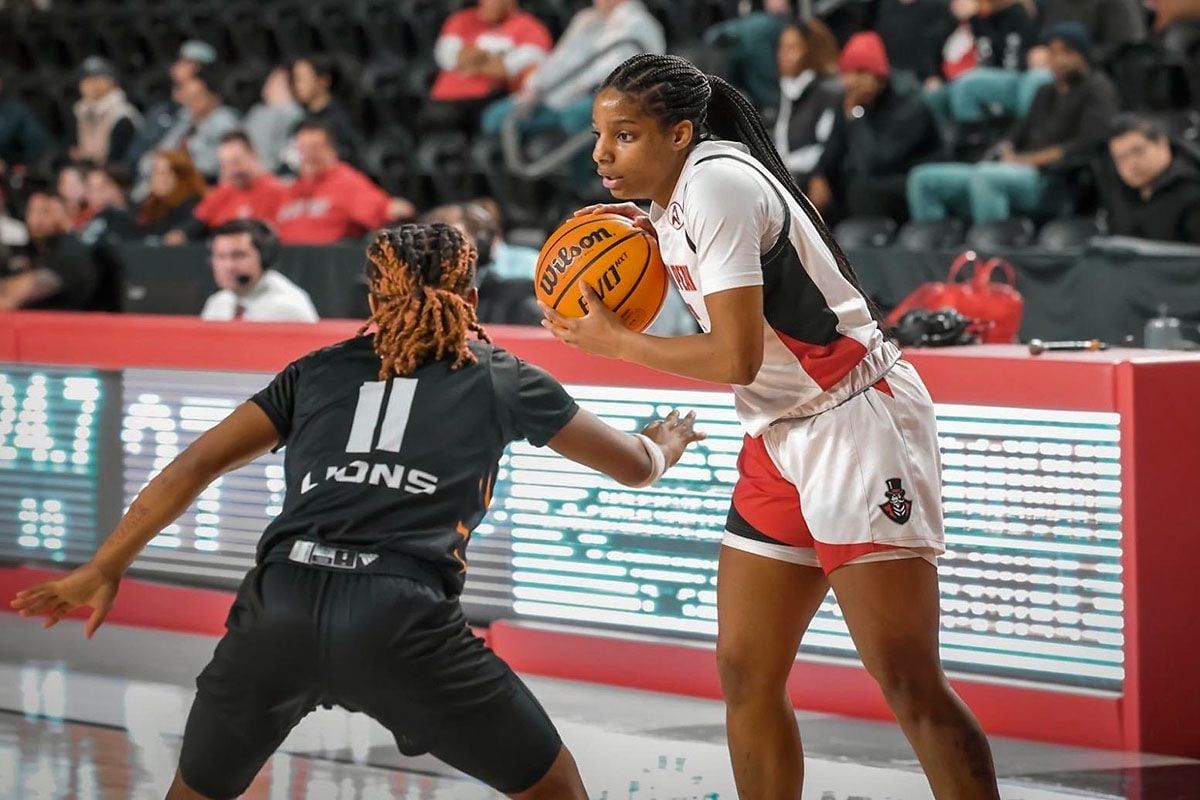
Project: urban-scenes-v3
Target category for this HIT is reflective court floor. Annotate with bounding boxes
[1,615,1197,800]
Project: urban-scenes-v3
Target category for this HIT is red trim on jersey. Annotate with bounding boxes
[873,377,894,397]
[732,434,910,574]
[771,329,869,391]
[732,435,812,545]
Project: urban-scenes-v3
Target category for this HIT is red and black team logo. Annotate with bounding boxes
[668,202,685,229]
[880,478,913,524]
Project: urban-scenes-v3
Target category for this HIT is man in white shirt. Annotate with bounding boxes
[200,219,319,323]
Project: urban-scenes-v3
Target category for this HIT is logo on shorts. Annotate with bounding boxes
[880,478,912,525]
[668,202,684,229]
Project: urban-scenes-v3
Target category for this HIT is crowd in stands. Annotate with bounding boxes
[0,0,1198,319]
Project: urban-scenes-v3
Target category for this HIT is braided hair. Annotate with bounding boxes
[359,223,491,379]
[600,54,884,324]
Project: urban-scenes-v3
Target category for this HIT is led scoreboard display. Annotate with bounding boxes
[0,364,1124,692]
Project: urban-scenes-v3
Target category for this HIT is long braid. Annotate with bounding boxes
[601,55,886,325]
[358,223,491,379]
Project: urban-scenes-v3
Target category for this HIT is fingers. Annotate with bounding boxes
[538,301,571,327]
[17,589,61,617]
[578,282,600,312]
[43,603,70,630]
[10,582,49,610]
[85,604,111,639]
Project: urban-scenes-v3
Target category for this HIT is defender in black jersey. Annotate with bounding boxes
[12,224,704,800]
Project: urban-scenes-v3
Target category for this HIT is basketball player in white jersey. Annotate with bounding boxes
[541,53,1000,799]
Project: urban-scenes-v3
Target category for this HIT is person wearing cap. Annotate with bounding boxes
[72,57,142,166]
[124,40,219,171]
[907,22,1119,223]
[810,31,942,223]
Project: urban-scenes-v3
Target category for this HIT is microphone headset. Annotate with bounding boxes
[233,219,280,286]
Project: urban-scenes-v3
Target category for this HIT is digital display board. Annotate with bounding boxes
[0,364,1124,691]
[0,366,106,566]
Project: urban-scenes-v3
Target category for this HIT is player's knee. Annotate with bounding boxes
[716,640,781,707]
[510,746,587,800]
[863,648,947,718]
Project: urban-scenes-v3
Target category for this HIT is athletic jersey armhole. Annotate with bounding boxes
[692,153,791,262]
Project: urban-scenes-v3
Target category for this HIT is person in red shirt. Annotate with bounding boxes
[275,122,415,245]
[165,130,286,244]
[421,0,553,134]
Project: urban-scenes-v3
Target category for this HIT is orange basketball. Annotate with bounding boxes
[535,212,668,333]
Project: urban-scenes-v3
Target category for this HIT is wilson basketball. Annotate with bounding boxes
[535,212,668,333]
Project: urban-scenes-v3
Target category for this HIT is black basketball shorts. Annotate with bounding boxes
[178,559,561,798]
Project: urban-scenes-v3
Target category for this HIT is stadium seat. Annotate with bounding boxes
[263,2,316,60]
[834,217,898,248]
[222,65,269,113]
[416,132,479,205]
[1105,43,1193,112]
[310,1,369,62]
[897,219,966,251]
[362,126,421,203]
[221,4,277,67]
[356,0,413,62]
[358,60,417,138]
[644,0,698,45]
[1037,217,1103,252]
[966,217,1037,250]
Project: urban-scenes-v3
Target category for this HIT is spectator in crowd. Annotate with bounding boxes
[925,0,1047,126]
[703,0,793,109]
[289,56,364,158]
[275,122,414,245]
[1102,116,1200,243]
[57,161,92,230]
[810,32,942,223]
[125,41,218,171]
[423,200,540,324]
[480,0,665,138]
[164,131,286,244]
[422,0,553,135]
[200,218,318,322]
[0,73,50,172]
[71,57,142,166]
[0,190,29,250]
[137,150,207,241]
[243,67,304,174]
[874,0,958,84]
[908,23,1120,223]
[1154,0,1200,31]
[79,164,138,246]
[0,186,96,311]
[140,65,239,187]
[772,18,842,187]
[1038,0,1146,62]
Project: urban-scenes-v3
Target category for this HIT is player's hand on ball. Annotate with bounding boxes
[10,562,119,637]
[573,203,656,239]
[540,282,629,358]
[642,410,706,468]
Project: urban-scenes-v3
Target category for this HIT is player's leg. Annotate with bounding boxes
[509,745,587,800]
[716,544,829,799]
[164,771,209,800]
[335,575,585,797]
[173,563,322,799]
[829,557,999,799]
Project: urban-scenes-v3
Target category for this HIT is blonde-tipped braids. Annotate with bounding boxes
[359,223,491,378]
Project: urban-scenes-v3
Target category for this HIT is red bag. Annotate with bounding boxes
[886,251,1024,343]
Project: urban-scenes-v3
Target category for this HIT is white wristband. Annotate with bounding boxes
[632,434,667,488]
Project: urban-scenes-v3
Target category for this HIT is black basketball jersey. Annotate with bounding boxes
[249,335,579,594]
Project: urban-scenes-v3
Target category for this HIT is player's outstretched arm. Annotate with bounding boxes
[9,403,280,636]
[547,408,704,488]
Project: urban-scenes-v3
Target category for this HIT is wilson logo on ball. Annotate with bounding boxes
[537,227,615,295]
